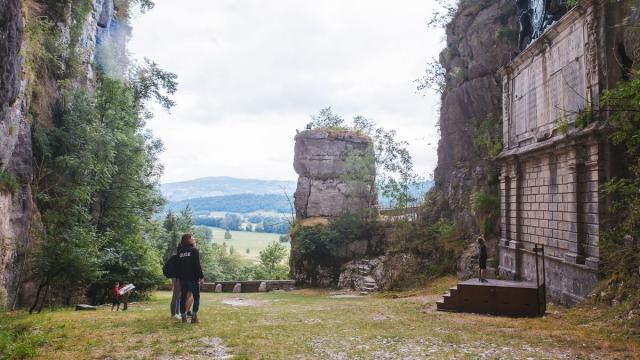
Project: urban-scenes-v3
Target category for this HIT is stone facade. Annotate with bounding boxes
[497,1,627,304]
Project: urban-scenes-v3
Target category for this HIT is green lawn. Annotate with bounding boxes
[2,279,639,359]
[207,227,289,262]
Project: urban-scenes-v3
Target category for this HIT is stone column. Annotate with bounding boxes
[564,147,586,265]
[499,169,511,245]
[512,160,524,279]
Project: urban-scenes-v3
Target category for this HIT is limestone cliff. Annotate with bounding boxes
[290,129,380,287]
[293,129,376,220]
[0,0,120,309]
[429,0,519,228]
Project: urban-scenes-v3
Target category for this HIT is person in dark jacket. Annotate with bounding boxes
[477,236,488,283]
[170,244,194,320]
[177,233,204,323]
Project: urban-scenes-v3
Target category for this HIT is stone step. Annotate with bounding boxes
[436,298,455,312]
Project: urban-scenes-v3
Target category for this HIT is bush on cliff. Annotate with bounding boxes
[387,219,465,279]
[597,70,640,304]
[290,211,382,285]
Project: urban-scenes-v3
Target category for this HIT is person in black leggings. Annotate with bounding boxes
[177,233,204,323]
[477,236,488,283]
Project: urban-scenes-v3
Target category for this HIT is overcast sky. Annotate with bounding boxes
[129,0,444,184]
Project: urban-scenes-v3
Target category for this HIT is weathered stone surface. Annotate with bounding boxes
[293,130,375,219]
[0,0,22,115]
[258,282,267,292]
[496,2,634,305]
[337,257,385,292]
[215,284,222,293]
[0,0,120,309]
[427,0,519,234]
[293,130,371,179]
[232,283,242,293]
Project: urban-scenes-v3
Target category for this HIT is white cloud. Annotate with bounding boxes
[129,0,444,183]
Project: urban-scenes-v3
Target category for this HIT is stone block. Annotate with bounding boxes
[215,284,222,293]
[564,252,585,264]
[563,212,575,222]
[585,257,599,270]
[258,282,267,292]
[585,213,598,224]
[232,283,241,293]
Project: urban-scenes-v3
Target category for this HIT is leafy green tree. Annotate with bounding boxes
[309,108,419,209]
[258,241,288,279]
[309,107,346,129]
[224,230,232,240]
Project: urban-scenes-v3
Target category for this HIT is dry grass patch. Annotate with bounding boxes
[1,282,638,359]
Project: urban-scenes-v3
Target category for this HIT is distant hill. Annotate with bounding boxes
[161,176,296,202]
[166,193,292,214]
[377,181,433,207]
[161,176,432,215]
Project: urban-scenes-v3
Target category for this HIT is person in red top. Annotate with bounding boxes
[111,282,121,311]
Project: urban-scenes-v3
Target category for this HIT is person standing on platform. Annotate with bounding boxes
[478,236,488,283]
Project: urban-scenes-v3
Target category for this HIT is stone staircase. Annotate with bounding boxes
[357,276,378,295]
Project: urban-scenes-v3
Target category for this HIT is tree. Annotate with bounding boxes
[223,213,243,231]
[259,241,288,279]
[309,107,346,129]
[224,230,232,240]
[308,109,419,209]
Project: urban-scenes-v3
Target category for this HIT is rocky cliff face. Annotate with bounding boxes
[293,130,376,219]
[429,0,518,228]
[0,0,34,309]
[0,0,119,309]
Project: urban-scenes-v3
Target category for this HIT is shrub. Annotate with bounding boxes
[388,219,465,277]
[0,170,18,194]
[471,113,503,159]
[470,191,500,236]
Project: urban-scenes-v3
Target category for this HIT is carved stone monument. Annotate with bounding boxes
[497,1,628,304]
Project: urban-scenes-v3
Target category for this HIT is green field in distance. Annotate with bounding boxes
[206,227,290,262]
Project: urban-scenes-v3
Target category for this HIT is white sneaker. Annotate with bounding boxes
[173,314,181,320]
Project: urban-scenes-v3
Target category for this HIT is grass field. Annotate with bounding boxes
[207,227,290,262]
[2,277,639,359]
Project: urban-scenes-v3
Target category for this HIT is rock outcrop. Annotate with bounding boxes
[0,0,120,309]
[337,257,385,292]
[430,0,518,227]
[290,129,381,287]
[0,0,34,309]
[293,129,376,219]
[424,0,519,277]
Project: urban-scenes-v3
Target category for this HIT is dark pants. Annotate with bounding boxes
[180,280,200,315]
